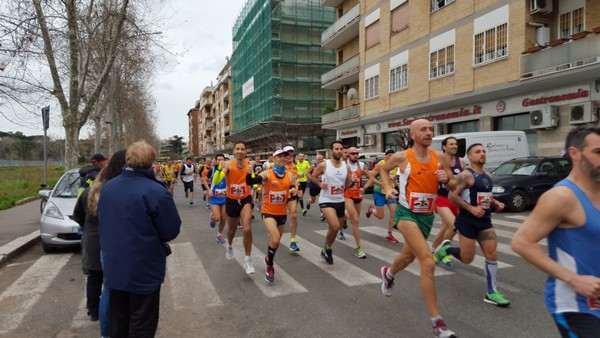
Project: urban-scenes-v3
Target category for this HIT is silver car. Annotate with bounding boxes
[39,168,82,252]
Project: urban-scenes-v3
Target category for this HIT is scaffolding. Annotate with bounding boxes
[231,0,337,152]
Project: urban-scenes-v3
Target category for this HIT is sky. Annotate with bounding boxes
[0,0,247,141]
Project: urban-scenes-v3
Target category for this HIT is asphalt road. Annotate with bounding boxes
[0,183,559,338]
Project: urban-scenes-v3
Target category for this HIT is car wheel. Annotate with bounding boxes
[508,190,527,212]
[42,242,55,253]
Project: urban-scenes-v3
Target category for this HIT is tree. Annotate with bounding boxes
[167,135,184,159]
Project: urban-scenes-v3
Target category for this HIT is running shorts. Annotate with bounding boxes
[319,202,345,218]
[393,204,435,238]
[374,192,397,207]
[435,194,458,216]
[225,196,253,218]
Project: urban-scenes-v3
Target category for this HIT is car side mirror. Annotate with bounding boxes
[536,171,549,177]
[39,190,51,198]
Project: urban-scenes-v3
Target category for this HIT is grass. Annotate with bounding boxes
[0,166,66,210]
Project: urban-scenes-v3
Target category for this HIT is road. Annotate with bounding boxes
[0,184,558,338]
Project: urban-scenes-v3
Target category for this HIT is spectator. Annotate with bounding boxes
[78,154,107,196]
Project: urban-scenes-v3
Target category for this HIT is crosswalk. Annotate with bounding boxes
[0,213,532,336]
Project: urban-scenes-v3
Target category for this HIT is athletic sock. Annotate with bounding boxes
[290,237,296,243]
[431,316,442,326]
[485,260,498,294]
[299,198,304,209]
[446,247,462,261]
[267,246,277,265]
[324,245,331,250]
[386,269,395,281]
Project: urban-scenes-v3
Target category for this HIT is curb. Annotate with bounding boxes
[15,196,39,206]
[0,231,40,267]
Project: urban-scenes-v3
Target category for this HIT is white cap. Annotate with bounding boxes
[273,149,288,157]
[283,145,295,152]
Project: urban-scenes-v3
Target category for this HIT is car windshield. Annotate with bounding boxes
[492,161,538,176]
[52,172,81,198]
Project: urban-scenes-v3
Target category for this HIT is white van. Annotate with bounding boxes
[431,131,529,171]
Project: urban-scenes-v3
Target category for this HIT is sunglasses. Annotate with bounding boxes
[349,152,359,155]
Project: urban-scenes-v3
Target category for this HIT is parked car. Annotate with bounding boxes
[39,168,82,252]
[491,156,571,212]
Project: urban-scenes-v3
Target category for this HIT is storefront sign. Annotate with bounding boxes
[387,105,482,128]
[522,89,588,107]
[340,129,358,136]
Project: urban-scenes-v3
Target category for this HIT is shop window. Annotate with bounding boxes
[391,3,409,34]
[559,7,584,39]
[474,23,507,65]
[366,21,380,49]
[431,0,454,13]
[430,45,454,79]
[494,113,538,155]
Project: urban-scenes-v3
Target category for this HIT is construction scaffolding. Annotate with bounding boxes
[231,0,337,152]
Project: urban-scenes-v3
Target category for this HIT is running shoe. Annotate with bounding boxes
[433,240,453,267]
[244,257,255,275]
[216,234,226,244]
[190,201,193,205]
[209,213,215,228]
[342,220,348,229]
[337,231,345,240]
[206,204,210,210]
[432,319,457,338]
[321,247,333,264]
[354,247,367,259]
[256,204,262,211]
[320,214,325,222]
[385,233,399,244]
[264,257,274,283]
[366,204,374,218]
[380,266,394,297]
[484,291,510,307]
[237,221,242,229]
[306,203,311,210]
[225,245,234,260]
[302,208,308,216]
[289,241,300,252]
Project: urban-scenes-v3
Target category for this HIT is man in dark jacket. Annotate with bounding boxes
[99,141,181,337]
[78,154,107,196]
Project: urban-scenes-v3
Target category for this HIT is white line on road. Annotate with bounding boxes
[504,215,528,221]
[0,253,73,334]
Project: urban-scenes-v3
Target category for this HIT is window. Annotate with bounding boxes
[390,63,408,92]
[559,7,584,39]
[391,2,409,34]
[365,75,379,100]
[431,0,454,13]
[474,23,508,65]
[366,21,380,49]
[429,45,454,79]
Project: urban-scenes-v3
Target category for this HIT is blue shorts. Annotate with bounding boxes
[373,192,397,207]
[454,215,492,239]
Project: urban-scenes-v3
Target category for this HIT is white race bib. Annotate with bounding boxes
[329,185,345,195]
[269,191,287,204]
[409,192,436,213]
[229,184,247,197]
[214,188,226,198]
[477,192,493,209]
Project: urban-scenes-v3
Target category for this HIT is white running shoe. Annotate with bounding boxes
[244,257,255,274]
[226,245,234,260]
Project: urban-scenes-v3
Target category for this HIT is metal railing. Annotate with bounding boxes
[321,4,359,44]
[321,55,359,85]
[322,105,359,124]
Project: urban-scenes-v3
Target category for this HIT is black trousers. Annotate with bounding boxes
[109,287,161,338]
[86,269,103,316]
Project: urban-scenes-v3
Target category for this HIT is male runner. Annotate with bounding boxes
[283,146,301,252]
[306,154,325,220]
[246,148,297,283]
[180,157,196,205]
[162,160,176,196]
[432,136,466,266]
[434,143,510,307]
[344,147,375,258]
[220,141,255,274]
[253,155,264,211]
[201,158,214,209]
[208,154,228,244]
[310,140,353,264]
[379,119,458,338]
[366,149,400,244]
[512,126,600,338]
[296,153,311,215]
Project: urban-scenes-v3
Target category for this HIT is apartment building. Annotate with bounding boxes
[198,87,214,155]
[187,107,199,156]
[227,0,338,155]
[212,60,232,154]
[321,0,600,156]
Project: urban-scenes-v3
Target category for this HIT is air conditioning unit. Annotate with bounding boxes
[569,102,599,124]
[340,85,349,94]
[357,136,364,146]
[365,134,375,146]
[530,0,552,14]
[530,106,559,129]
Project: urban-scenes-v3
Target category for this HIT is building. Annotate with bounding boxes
[198,86,214,155]
[187,106,199,156]
[227,0,338,155]
[321,0,600,155]
[212,60,233,154]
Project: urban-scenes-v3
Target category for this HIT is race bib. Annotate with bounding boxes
[330,185,344,195]
[589,297,600,310]
[229,184,247,197]
[477,192,493,209]
[298,173,305,178]
[214,188,226,198]
[409,192,436,213]
[269,191,287,204]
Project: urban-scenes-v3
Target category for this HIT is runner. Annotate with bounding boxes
[162,160,176,196]
[310,140,353,264]
[306,154,325,220]
[343,147,376,258]
[253,155,264,211]
[378,119,458,338]
[220,141,255,274]
[201,158,214,209]
[283,146,301,252]
[431,136,466,266]
[180,157,196,205]
[296,153,311,216]
[434,143,510,307]
[208,154,228,244]
[173,160,181,185]
[366,149,400,244]
[246,148,298,283]
[512,126,600,338]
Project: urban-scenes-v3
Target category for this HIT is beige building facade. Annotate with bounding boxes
[322,0,600,156]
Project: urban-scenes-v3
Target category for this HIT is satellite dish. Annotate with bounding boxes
[347,88,358,100]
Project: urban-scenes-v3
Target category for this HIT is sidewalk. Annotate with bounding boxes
[0,200,41,266]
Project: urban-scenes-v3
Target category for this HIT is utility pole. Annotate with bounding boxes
[41,106,50,186]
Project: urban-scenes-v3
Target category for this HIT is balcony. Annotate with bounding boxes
[321,4,359,49]
[222,90,229,101]
[321,55,359,89]
[321,0,344,7]
[521,33,600,79]
[222,107,229,118]
[322,105,359,125]
[223,125,230,133]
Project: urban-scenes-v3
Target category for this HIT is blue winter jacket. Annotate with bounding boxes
[99,166,181,294]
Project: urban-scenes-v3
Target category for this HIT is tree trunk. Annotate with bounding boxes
[94,116,102,154]
[64,122,81,169]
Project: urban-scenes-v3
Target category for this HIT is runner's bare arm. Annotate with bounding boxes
[310,162,326,187]
[448,170,484,217]
[381,151,406,199]
[436,150,457,191]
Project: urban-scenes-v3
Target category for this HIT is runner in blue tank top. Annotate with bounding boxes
[513,126,600,338]
[208,154,228,244]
